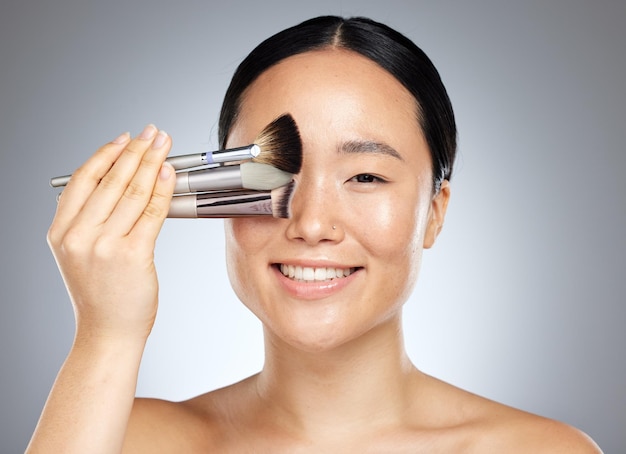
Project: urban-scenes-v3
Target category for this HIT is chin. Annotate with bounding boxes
[274,329,364,354]
[262,305,401,355]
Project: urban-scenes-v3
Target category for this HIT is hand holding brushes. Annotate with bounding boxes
[50,113,302,188]
[50,114,302,219]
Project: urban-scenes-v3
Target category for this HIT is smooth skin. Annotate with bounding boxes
[28,126,177,453]
[27,49,602,453]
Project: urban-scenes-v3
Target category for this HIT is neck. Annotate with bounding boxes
[254,313,424,437]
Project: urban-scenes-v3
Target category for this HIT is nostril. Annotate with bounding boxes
[283,178,343,243]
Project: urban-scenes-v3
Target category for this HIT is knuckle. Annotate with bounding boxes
[122,141,144,157]
[68,166,97,186]
[140,151,162,168]
[143,193,168,220]
[142,202,163,220]
[98,172,123,190]
[92,236,118,261]
[47,224,62,248]
[124,181,148,201]
[60,226,90,256]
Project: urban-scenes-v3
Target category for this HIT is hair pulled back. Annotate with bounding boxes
[218,16,457,191]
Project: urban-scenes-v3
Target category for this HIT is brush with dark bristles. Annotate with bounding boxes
[168,181,295,219]
[165,114,302,173]
[49,113,302,188]
[247,114,302,174]
[167,113,302,173]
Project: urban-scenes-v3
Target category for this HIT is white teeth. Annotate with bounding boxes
[279,265,355,282]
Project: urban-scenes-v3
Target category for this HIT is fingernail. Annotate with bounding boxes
[152,130,168,149]
[159,162,173,180]
[139,124,157,140]
[112,131,130,144]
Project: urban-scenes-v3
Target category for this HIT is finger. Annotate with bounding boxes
[129,161,176,244]
[74,124,159,227]
[49,132,131,240]
[105,130,173,236]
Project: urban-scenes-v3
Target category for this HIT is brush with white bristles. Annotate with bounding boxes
[49,113,302,188]
[168,181,295,219]
[174,161,293,193]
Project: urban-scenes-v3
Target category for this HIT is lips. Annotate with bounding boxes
[279,264,357,282]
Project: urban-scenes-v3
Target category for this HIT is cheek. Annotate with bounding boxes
[349,191,430,297]
[349,191,426,259]
[224,218,273,303]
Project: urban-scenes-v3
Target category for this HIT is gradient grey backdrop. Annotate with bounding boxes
[1,1,624,451]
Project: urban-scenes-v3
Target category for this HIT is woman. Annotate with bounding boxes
[28,16,601,453]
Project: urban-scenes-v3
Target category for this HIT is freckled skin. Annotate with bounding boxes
[121,49,599,454]
[224,48,447,352]
[30,41,602,453]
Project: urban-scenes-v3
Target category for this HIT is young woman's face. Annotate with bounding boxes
[224,49,449,351]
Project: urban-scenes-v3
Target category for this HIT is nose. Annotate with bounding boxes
[285,176,343,245]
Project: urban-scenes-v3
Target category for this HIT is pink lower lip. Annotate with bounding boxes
[272,265,360,300]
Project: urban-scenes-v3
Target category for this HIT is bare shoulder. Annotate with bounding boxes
[121,396,219,453]
[473,405,602,454]
[505,416,602,453]
[419,375,602,453]
[121,377,256,453]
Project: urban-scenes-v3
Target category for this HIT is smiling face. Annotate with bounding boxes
[224,48,449,352]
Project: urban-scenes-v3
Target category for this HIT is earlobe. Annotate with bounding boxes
[423,180,450,249]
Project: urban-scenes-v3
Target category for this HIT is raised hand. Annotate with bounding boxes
[48,125,176,342]
[27,125,176,453]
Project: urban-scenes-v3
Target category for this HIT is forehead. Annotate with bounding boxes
[227,49,427,168]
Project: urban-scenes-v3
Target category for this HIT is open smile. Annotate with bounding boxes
[278,264,359,282]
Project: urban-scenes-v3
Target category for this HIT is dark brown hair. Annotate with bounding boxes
[219,16,457,191]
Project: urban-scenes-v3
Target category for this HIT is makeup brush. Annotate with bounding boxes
[167,113,302,173]
[174,162,292,193]
[49,113,302,188]
[168,181,295,219]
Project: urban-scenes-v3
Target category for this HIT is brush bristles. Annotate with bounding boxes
[254,114,303,175]
[240,162,294,191]
[272,180,296,219]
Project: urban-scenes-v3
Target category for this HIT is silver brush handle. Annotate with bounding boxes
[50,174,71,188]
[168,191,273,218]
[166,144,259,169]
[174,165,243,193]
[49,145,260,187]
[165,154,208,170]
[52,164,244,192]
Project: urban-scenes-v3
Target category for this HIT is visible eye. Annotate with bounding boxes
[350,173,386,184]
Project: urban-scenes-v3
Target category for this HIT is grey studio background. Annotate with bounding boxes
[1,0,624,452]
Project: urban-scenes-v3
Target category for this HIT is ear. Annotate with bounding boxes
[423,180,450,249]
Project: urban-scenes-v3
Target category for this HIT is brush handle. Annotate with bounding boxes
[51,163,250,193]
[51,166,243,192]
[174,166,243,193]
[164,154,209,170]
[49,144,261,188]
[166,144,260,169]
[168,191,274,218]
[50,175,72,188]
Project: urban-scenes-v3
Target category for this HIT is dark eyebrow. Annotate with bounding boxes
[339,140,404,161]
